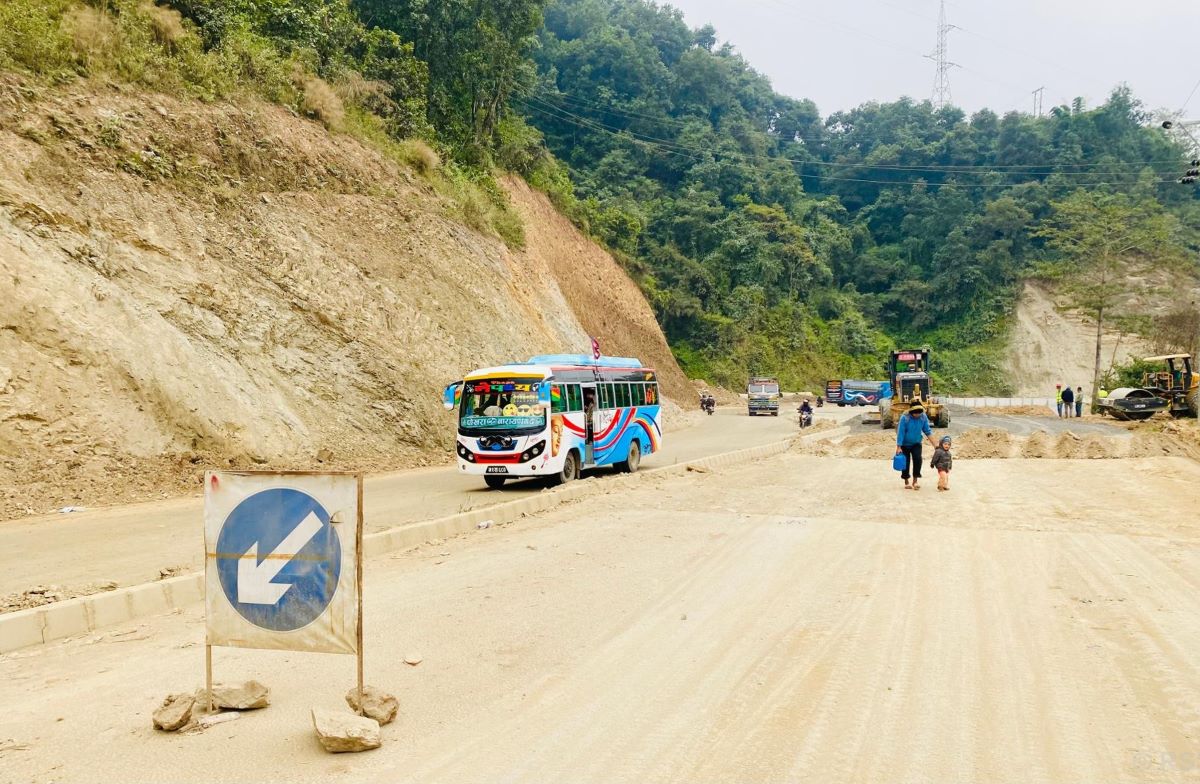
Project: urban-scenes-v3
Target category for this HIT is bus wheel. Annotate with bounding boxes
[618,441,641,473]
[484,475,506,489]
[550,451,579,486]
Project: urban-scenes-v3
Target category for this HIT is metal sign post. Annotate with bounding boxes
[203,471,364,713]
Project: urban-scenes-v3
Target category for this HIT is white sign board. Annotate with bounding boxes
[205,472,360,654]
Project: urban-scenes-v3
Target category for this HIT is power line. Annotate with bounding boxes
[523,91,1184,174]
[1181,76,1200,114]
[517,96,1179,190]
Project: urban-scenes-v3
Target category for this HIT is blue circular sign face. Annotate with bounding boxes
[215,488,342,632]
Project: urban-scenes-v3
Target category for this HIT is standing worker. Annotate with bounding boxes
[895,403,937,491]
[1055,383,1064,417]
[1075,386,1084,418]
[1061,384,1075,418]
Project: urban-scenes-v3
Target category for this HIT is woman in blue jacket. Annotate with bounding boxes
[895,404,938,490]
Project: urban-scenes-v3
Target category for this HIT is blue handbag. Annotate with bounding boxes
[892,451,907,472]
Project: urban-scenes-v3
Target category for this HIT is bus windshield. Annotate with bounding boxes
[459,378,546,433]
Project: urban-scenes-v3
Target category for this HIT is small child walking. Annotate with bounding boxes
[932,435,953,491]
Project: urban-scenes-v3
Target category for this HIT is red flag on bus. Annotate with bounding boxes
[590,336,601,361]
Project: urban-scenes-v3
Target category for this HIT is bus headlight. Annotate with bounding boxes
[520,440,547,463]
[456,443,476,463]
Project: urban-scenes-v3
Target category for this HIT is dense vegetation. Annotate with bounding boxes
[2,0,1197,393]
[518,0,1200,393]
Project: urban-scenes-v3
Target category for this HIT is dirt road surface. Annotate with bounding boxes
[0,406,843,597]
[4,441,1200,783]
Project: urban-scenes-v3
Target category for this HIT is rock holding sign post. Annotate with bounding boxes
[152,693,195,732]
[198,680,271,711]
[311,708,381,753]
[345,686,398,725]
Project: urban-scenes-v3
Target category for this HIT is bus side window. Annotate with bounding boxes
[646,383,658,405]
[632,383,646,406]
[550,384,567,414]
[567,384,582,412]
[617,383,630,408]
[604,383,616,409]
[598,384,610,409]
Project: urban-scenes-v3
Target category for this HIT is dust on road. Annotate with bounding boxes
[4,443,1200,783]
[0,406,808,599]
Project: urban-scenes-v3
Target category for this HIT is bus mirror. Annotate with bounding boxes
[442,382,462,411]
[536,382,553,410]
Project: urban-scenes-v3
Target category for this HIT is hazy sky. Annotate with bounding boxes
[663,0,1200,119]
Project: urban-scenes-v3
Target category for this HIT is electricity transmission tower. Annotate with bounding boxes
[1032,87,1045,118]
[926,0,959,109]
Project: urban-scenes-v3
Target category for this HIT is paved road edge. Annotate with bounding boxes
[0,426,847,654]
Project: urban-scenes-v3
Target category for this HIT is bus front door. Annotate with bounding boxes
[582,383,597,465]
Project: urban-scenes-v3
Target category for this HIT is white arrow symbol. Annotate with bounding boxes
[237,512,324,605]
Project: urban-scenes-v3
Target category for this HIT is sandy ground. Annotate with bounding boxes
[4,437,1200,783]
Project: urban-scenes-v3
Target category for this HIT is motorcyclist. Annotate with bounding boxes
[798,398,813,427]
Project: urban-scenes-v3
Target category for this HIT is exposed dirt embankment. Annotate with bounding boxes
[0,77,689,517]
[1006,282,1151,397]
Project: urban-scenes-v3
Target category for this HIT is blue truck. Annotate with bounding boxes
[825,379,892,407]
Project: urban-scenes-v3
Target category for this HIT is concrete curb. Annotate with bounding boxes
[0,427,840,654]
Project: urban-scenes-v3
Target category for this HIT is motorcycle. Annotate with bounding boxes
[815,396,824,408]
[798,407,813,429]
[702,397,715,415]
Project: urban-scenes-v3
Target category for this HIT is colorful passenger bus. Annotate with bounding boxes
[443,355,662,489]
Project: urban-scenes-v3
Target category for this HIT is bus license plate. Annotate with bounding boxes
[486,466,508,474]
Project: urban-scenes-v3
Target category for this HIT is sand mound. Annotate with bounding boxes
[953,429,1017,459]
[978,405,1056,418]
[833,432,895,459]
[1021,431,1054,458]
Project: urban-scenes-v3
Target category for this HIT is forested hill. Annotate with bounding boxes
[2,0,1196,394]
[514,0,1200,393]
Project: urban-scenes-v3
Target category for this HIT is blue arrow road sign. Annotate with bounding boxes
[215,487,342,632]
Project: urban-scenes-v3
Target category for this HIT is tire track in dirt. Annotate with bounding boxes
[403,517,880,783]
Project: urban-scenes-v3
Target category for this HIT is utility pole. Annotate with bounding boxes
[1032,87,1045,118]
[1160,116,1200,184]
[925,0,959,110]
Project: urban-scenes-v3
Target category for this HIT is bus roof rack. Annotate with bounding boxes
[525,354,645,368]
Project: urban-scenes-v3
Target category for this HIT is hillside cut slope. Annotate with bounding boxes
[0,77,690,517]
[1005,282,1153,398]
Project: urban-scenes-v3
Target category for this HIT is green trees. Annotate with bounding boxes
[8,0,1192,393]
[352,0,547,159]
[517,0,1197,392]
